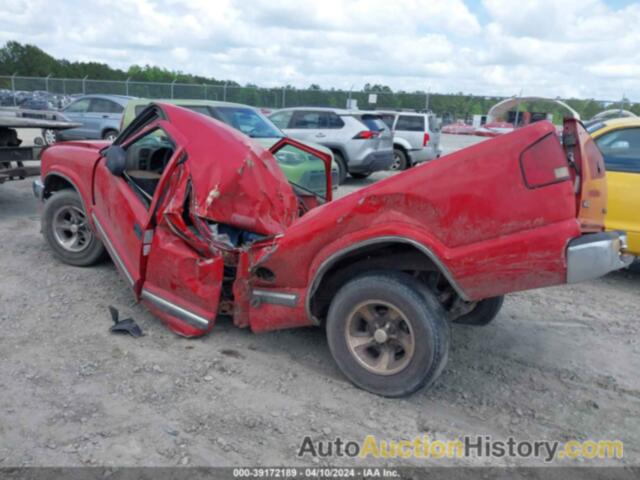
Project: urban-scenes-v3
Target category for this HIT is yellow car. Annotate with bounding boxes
[588,117,640,255]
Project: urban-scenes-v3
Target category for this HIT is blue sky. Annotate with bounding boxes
[468,0,638,22]
[0,0,638,100]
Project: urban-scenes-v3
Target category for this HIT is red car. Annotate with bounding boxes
[33,103,632,397]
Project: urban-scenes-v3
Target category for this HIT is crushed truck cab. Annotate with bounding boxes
[35,103,633,397]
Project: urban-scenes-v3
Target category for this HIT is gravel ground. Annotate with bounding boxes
[0,134,638,470]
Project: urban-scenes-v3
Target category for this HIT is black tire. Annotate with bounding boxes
[350,172,371,179]
[102,129,119,141]
[392,148,408,171]
[453,296,504,326]
[42,189,106,267]
[332,151,348,185]
[326,272,450,397]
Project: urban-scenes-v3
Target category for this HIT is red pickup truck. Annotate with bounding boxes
[33,103,632,397]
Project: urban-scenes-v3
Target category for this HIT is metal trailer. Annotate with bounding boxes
[0,108,80,184]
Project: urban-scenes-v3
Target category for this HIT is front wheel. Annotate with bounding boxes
[42,189,106,266]
[326,272,450,397]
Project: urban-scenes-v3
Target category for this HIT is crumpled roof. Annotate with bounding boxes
[160,103,298,236]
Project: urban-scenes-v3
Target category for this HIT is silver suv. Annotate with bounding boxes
[269,107,393,183]
[376,111,441,170]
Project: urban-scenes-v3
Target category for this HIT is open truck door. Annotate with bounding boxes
[92,106,225,337]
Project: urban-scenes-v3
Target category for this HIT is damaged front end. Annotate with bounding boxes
[146,121,332,336]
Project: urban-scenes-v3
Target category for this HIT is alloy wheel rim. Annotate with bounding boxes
[43,129,57,145]
[391,153,401,170]
[344,300,415,375]
[52,205,92,253]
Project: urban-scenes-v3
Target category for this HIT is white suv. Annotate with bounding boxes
[376,111,442,170]
[270,107,394,183]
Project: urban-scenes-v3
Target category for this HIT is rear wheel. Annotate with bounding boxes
[326,272,450,397]
[102,129,118,142]
[453,296,504,326]
[391,148,408,171]
[42,189,106,267]
[332,151,348,185]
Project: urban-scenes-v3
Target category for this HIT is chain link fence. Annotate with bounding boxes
[0,74,630,121]
[0,74,511,116]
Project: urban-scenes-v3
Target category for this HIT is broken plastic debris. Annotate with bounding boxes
[108,306,143,338]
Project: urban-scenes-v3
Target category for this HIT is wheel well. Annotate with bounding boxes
[44,174,76,199]
[328,147,346,162]
[309,241,459,323]
[393,143,408,154]
[393,144,410,166]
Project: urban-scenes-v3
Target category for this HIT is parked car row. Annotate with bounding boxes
[0,89,73,109]
[33,92,443,185]
[4,86,448,186]
[269,108,442,182]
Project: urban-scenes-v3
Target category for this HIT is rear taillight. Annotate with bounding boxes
[520,133,570,188]
[353,130,380,140]
[423,133,430,146]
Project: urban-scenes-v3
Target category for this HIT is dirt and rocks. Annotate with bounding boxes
[0,134,638,471]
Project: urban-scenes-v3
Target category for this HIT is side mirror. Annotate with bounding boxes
[105,145,127,176]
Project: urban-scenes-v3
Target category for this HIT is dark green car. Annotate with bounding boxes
[121,99,337,197]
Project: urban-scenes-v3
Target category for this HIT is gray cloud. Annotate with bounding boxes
[0,0,637,100]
